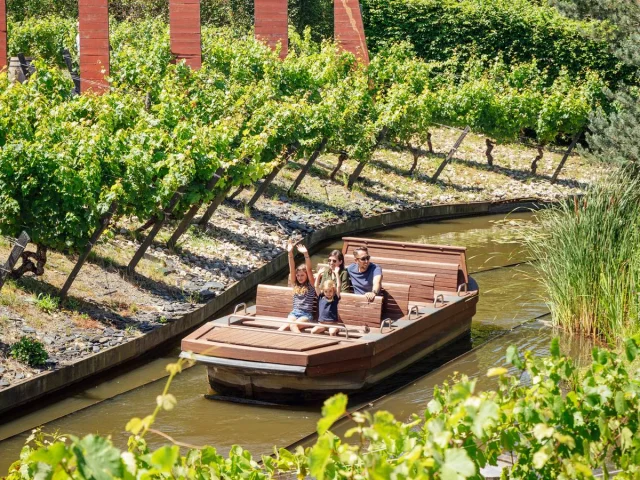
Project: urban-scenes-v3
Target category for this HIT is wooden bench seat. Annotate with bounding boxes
[255,284,383,329]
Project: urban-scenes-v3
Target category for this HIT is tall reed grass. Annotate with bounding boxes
[527,173,640,344]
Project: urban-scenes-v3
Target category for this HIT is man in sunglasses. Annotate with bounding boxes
[346,246,382,302]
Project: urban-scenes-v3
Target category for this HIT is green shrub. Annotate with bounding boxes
[361,0,639,87]
[10,336,49,367]
[35,293,60,314]
[7,16,77,67]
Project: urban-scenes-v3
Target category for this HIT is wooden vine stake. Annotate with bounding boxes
[127,188,185,275]
[551,130,583,184]
[347,127,389,190]
[247,145,298,208]
[330,151,349,181]
[431,126,470,183]
[288,137,328,196]
[60,202,117,299]
[0,0,7,72]
[0,231,30,291]
[167,167,224,249]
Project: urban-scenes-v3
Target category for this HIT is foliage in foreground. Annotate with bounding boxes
[7,337,640,479]
[527,172,640,343]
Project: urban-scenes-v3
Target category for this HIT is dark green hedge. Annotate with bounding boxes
[361,0,638,86]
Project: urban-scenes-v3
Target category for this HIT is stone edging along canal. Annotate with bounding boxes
[0,197,550,416]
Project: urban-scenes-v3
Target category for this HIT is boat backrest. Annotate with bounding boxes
[255,284,382,327]
[344,254,460,293]
[337,293,383,328]
[382,282,410,320]
[382,269,436,304]
[342,237,468,291]
[317,263,434,305]
[255,285,310,318]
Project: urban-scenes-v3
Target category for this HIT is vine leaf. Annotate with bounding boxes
[317,394,347,436]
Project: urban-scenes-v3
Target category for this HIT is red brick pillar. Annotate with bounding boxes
[254,0,288,59]
[169,0,202,69]
[334,0,369,64]
[79,0,110,93]
[0,0,7,72]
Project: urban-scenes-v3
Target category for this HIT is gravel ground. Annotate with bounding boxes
[0,128,607,390]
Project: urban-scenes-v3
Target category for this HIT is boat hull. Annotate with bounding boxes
[205,313,472,404]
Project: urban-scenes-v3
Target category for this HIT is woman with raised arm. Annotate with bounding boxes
[278,241,316,333]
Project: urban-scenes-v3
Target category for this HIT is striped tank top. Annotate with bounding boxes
[292,282,316,313]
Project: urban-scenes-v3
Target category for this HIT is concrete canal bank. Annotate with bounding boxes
[0,198,550,416]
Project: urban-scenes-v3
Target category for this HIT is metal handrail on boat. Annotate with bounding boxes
[226,314,351,339]
[433,294,445,308]
[408,305,419,320]
[233,302,247,314]
[380,318,394,334]
[457,283,468,296]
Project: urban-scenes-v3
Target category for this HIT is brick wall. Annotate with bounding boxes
[254,0,288,59]
[170,0,202,69]
[0,0,6,71]
[79,0,110,93]
[334,0,369,64]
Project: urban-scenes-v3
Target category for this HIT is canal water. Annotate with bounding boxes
[0,211,579,470]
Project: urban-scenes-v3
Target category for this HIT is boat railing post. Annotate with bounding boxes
[408,305,419,320]
[234,302,247,314]
[433,294,445,308]
[457,283,468,296]
[380,318,393,334]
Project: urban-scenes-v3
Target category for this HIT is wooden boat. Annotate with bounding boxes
[181,237,479,403]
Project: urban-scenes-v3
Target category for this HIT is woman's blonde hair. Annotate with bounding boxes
[293,263,310,295]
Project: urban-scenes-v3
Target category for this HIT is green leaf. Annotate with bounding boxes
[440,448,476,480]
[150,446,180,472]
[550,337,560,358]
[29,443,68,467]
[533,447,551,469]
[156,394,177,411]
[317,394,347,436]
[308,433,333,480]
[506,345,524,369]
[625,338,638,362]
[487,367,508,377]
[615,391,627,415]
[73,435,123,480]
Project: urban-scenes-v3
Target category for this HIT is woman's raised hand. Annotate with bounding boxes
[332,265,341,275]
[296,244,308,255]
[287,240,294,253]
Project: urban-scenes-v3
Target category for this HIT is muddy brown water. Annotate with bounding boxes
[0,212,583,470]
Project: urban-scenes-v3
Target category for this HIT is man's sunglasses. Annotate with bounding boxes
[356,256,370,262]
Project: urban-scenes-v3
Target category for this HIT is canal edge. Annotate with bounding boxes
[0,197,552,416]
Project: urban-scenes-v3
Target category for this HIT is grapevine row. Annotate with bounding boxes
[0,19,604,287]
